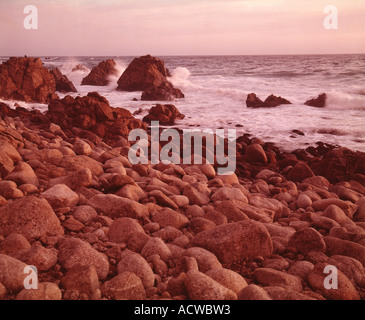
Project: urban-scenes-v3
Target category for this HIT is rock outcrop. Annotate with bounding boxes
[117,55,184,101]
[50,68,77,93]
[305,93,327,108]
[246,93,291,108]
[142,104,185,125]
[81,59,118,86]
[0,57,57,103]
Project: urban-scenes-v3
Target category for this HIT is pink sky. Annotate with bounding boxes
[0,0,364,56]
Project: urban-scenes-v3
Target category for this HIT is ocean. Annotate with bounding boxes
[1,54,365,153]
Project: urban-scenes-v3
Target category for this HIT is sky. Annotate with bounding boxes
[0,0,364,56]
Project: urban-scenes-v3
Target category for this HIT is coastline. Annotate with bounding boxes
[0,56,364,301]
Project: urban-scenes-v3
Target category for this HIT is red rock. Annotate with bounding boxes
[288,227,326,254]
[246,93,264,108]
[81,59,118,86]
[307,262,360,300]
[142,104,185,126]
[117,55,169,91]
[0,196,64,241]
[141,82,184,101]
[0,57,56,103]
[264,94,292,108]
[192,220,273,264]
[246,93,291,108]
[245,144,268,164]
[50,68,77,93]
[287,162,315,182]
[47,92,146,141]
[304,93,327,108]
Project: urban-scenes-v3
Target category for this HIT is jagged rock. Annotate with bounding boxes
[50,68,77,93]
[81,59,118,86]
[142,104,185,125]
[0,57,57,103]
[304,93,327,108]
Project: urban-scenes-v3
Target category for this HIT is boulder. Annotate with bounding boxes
[245,144,268,164]
[0,57,56,103]
[101,272,146,300]
[16,282,62,300]
[47,92,146,141]
[192,220,273,264]
[50,68,77,93]
[184,270,237,300]
[41,184,79,208]
[116,250,154,289]
[81,59,118,86]
[304,93,327,108]
[238,284,272,300]
[142,104,185,125]
[307,262,360,300]
[287,162,315,182]
[87,193,148,219]
[58,238,109,280]
[263,94,291,108]
[183,247,222,273]
[246,93,291,108]
[0,196,64,241]
[246,93,265,108]
[117,54,169,91]
[0,254,28,293]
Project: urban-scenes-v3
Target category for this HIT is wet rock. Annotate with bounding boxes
[87,194,148,219]
[304,93,326,108]
[6,162,39,187]
[81,59,118,86]
[205,268,247,294]
[0,57,56,103]
[108,217,145,244]
[50,68,77,93]
[141,83,184,101]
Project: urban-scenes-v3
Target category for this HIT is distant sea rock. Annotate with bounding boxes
[246,93,291,108]
[72,64,89,73]
[0,57,57,103]
[50,68,77,93]
[81,59,118,86]
[117,55,184,101]
[304,93,327,108]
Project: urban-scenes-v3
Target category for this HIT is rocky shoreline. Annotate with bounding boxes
[0,56,364,301]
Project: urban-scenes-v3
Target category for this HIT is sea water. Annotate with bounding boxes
[1,54,364,152]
